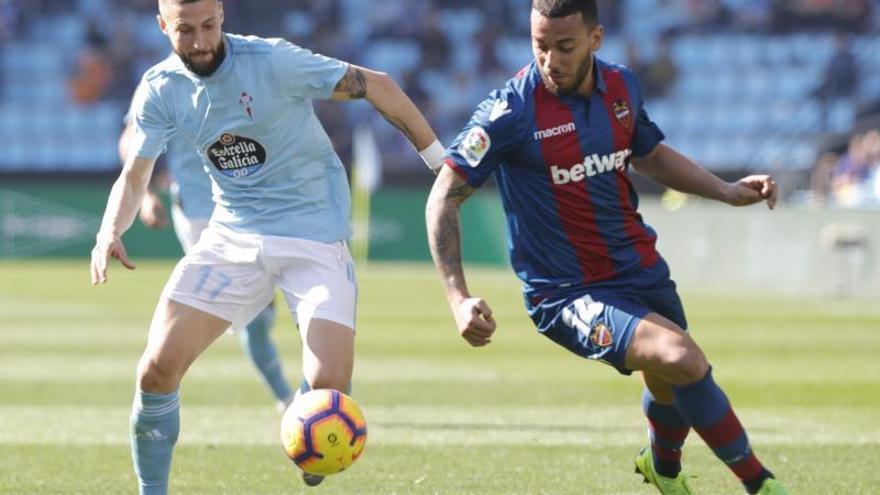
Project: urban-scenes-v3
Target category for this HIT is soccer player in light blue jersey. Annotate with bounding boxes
[119,105,295,414]
[90,0,445,493]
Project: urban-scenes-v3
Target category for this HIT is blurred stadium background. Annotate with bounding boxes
[1,1,879,494]
[1,0,879,296]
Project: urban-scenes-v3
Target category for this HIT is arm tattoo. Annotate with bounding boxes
[427,177,475,292]
[378,108,417,146]
[334,66,367,99]
[434,205,463,291]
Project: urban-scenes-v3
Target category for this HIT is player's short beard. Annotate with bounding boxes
[178,40,226,77]
[543,51,593,96]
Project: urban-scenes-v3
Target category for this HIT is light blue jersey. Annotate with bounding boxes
[127,66,215,221]
[128,34,350,241]
[165,136,215,220]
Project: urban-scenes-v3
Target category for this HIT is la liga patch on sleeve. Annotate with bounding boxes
[458,126,491,168]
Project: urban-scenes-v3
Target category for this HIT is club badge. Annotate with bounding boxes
[239,91,254,120]
[612,99,632,130]
[589,322,613,348]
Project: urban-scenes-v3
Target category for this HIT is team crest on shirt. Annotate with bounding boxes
[459,126,491,167]
[239,91,254,120]
[612,99,632,130]
[589,321,614,348]
[207,133,267,179]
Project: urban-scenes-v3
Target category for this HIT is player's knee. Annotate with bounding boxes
[136,357,182,394]
[662,344,708,384]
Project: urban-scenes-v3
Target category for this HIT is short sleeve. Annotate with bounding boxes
[629,77,665,157]
[129,80,175,160]
[444,88,522,188]
[269,40,347,100]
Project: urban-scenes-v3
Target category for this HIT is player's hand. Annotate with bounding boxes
[452,297,496,347]
[723,175,778,210]
[90,231,135,285]
[139,193,169,229]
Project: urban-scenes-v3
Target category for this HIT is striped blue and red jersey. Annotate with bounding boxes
[444,58,670,300]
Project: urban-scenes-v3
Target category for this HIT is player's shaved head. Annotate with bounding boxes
[532,0,598,25]
[156,0,225,77]
[530,0,603,96]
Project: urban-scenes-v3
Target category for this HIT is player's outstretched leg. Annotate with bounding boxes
[294,377,325,487]
[294,317,355,488]
[627,313,788,495]
[672,367,782,494]
[635,379,695,494]
[238,304,295,411]
[131,300,231,495]
[642,376,691,479]
[130,390,180,495]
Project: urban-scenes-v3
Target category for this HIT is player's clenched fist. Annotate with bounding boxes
[453,297,496,347]
[724,175,778,210]
[90,232,135,285]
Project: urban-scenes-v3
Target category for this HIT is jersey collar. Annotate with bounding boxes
[592,57,608,95]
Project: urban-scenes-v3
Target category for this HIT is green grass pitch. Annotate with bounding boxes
[1,260,878,494]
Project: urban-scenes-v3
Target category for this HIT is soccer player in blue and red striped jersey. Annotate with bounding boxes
[426,1,790,494]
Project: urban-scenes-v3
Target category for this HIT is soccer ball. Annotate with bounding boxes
[280,388,367,476]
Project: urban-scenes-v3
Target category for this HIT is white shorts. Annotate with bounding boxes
[170,203,209,254]
[161,226,357,333]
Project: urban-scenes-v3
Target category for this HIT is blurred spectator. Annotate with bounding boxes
[684,0,732,33]
[68,48,113,105]
[598,0,622,30]
[771,0,873,33]
[418,8,452,71]
[475,19,506,75]
[814,34,859,101]
[0,0,20,41]
[0,0,20,96]
[829,129,880,207]
[810,152,840,205]
[728,0,771,31]
[626,35,679,99]
[68,19,114,105]
[813,33,859,131]
[625,40,648,83]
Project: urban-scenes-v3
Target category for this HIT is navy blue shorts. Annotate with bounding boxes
[526,278,687,375]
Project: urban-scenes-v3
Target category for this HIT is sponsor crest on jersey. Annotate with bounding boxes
[207,133,267,178]
[459,126,491,168]
[589,322,614,348]
[612,99,632,130]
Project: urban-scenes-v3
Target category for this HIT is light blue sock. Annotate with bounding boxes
[130,390,180,495]
[299,378,311,395]
[239,306,294,405]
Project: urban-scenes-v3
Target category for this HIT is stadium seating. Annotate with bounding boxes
[0,2,870,174]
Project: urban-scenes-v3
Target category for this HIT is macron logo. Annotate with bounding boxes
[533,122,576,141]
[550,149,632,185]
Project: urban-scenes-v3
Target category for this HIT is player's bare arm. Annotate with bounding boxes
[118,121,134,165]
[331,64,443,170]
[90,155,157,284]
[632,143,778,209]
[118,121,168,230]
[426,167,496,347]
